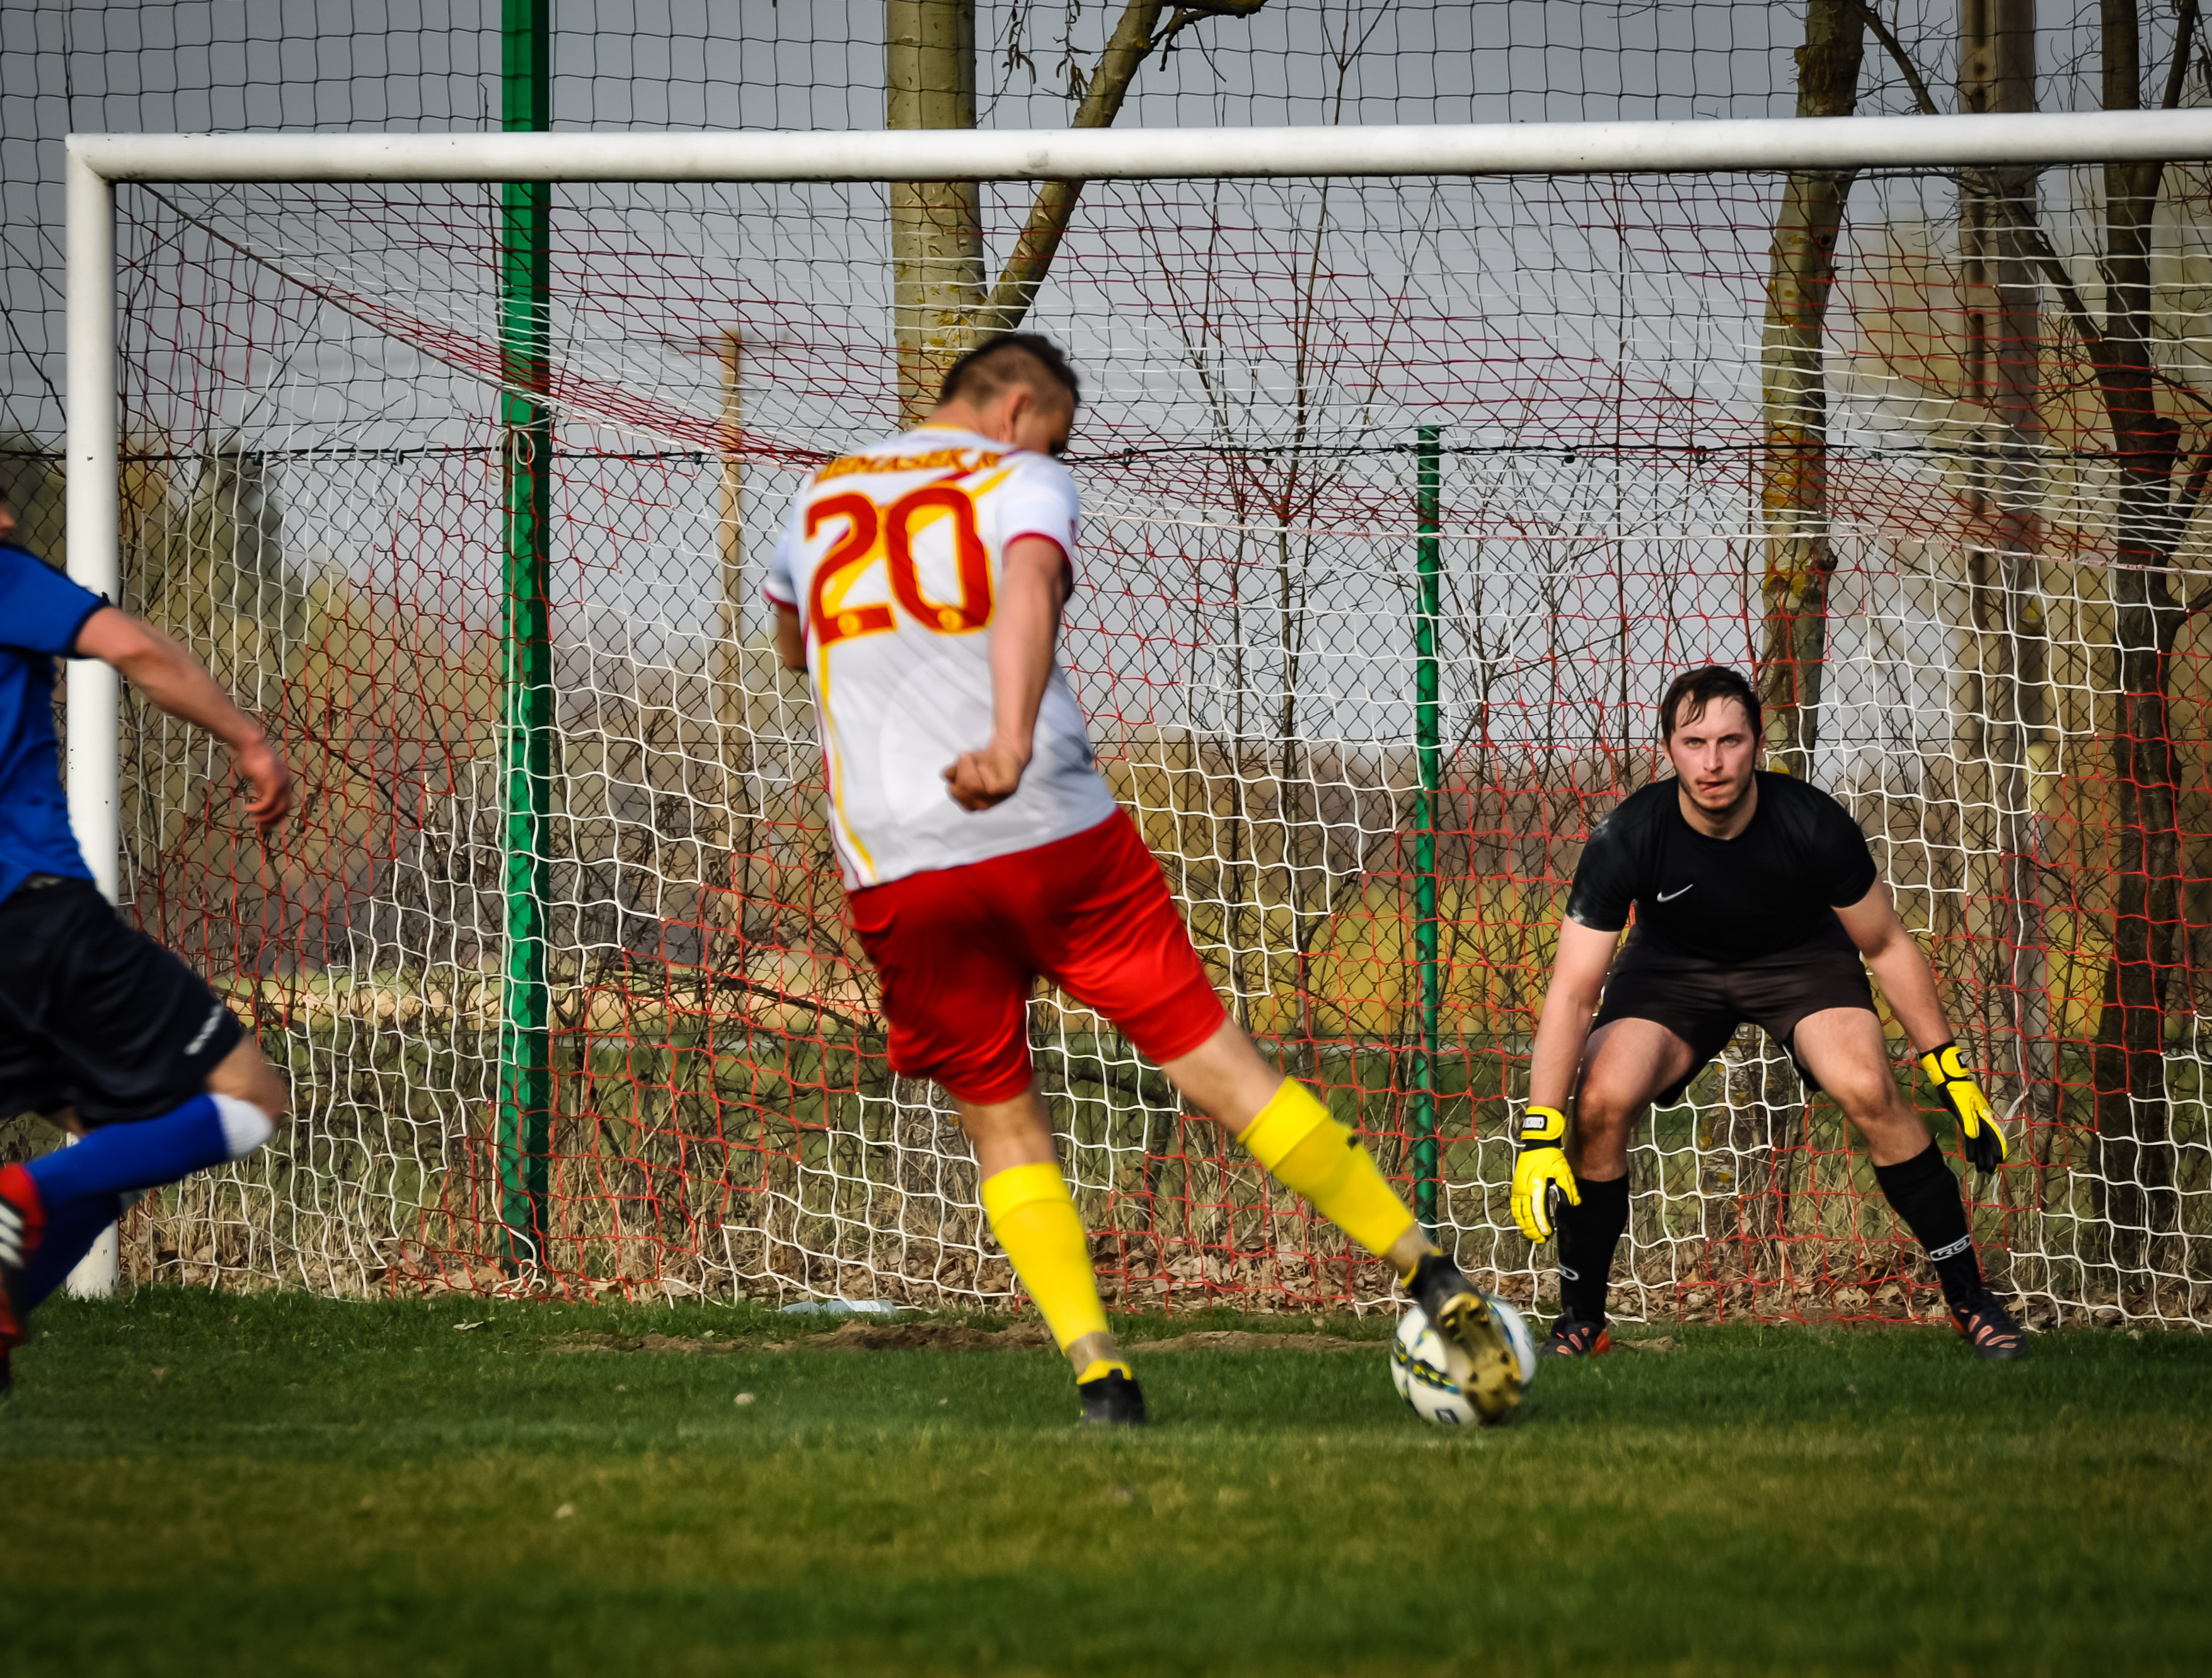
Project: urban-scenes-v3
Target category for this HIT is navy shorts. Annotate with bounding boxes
[0,875,243,1127]
[1591,933,1876,1106]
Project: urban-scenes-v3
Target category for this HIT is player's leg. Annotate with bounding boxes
[1789,1007,2025,1359]
[1545,940,1729,1356]
[844,854,1139,1421]
[1039,812,1520,1418]
[1160,1020,1426,1271]
[10,1035,289,1302]
[1036,816,1426,1269]
[13,1034,281,1210]
[0,884,287,1343]
[1156,1016,1523,1420]
[947,1079,1138,1413]
[1542,1016,1697,1353]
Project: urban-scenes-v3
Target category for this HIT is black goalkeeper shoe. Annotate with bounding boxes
[1541,1312,1611,1358]
[0,1347,11,1401]
[1077,1364,1147,1426]
[1407,1253,1521,1425]
[1952,1292,2029,1362]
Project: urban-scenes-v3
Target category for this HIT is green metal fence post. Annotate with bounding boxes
[497,0,553,1270]
[1412,426,1443,1235]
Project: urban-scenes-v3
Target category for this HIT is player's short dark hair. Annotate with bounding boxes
[1659,665,1761,742]
[938,332,1082,411]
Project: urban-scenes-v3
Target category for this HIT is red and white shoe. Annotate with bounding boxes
[0,1163,46,1346]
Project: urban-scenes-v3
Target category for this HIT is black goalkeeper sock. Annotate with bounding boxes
[1555,1174,1630,1325]
[1873,1142,1983,1307]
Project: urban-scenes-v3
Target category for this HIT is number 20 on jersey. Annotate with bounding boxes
[806,481,992,652]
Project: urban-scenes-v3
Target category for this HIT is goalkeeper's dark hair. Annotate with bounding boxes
[938,332,1082,411]
[1659,665,1760,742]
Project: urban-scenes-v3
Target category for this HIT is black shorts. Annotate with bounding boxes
[1591,933,1876,1106]
[0,875,243,1128]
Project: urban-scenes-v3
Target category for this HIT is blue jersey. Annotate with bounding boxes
[0,542,104,902]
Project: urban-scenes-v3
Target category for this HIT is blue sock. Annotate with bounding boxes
[25,1094,227,1205]
[15,1192,120,1316]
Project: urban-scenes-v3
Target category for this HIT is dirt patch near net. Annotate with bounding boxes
[1134,1331,1373,1355]
[543,1320,1054,1357]
[542,1323,1376,1357]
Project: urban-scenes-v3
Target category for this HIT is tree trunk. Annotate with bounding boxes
[1755,0,1865,775]
[887,0,983,423]
[1957,0,2053,1184]
[2088,1,2185,1292]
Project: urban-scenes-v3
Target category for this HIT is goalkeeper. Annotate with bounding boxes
[0,493,293,1393]
[764,333,1519,1424]
[1512,665,2025,1362]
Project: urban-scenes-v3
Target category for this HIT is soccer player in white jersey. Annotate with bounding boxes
[766,333,1522,1423]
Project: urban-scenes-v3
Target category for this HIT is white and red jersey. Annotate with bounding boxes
[764,425,1119,889]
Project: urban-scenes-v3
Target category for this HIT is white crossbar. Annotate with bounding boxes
[65,108,2212,185]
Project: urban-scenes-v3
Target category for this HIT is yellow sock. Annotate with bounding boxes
[980,1162,1109,1352]
[1239,1080,1419,1260]
[1074,1359,1132,1384]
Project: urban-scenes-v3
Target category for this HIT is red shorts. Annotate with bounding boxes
[844,811,1228,1104]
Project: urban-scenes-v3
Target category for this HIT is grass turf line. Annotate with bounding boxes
[4,1289,2208,1677]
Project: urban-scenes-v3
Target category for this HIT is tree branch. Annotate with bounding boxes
[976,0,1271,334]
[1856,3,1940,117]
[1853,9,2114,406]
[1977,184,2104,351]
[2163,0,2204,111]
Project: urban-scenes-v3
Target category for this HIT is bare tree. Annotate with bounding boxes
[1756,0,1867,775]
[887,0,1272,418]
[1867,1,2211,1290]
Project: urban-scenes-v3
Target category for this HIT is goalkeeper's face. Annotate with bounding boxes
[1663,695,1758,817]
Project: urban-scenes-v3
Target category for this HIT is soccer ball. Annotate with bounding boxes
[1390,1297,1536,1425]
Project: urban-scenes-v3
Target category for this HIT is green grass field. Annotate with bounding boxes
[5,1289,2208,1677]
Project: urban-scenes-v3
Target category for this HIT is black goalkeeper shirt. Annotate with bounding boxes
[1564,772,1879,963]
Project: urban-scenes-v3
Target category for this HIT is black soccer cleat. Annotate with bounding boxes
[1541,1311,1611,1358]
[1407,1253,1521,1424]
[1951,1292,2029,1362]
[0,1346,11,1401]
[0,1163,45,1348]
[1078,1365,1147,1426]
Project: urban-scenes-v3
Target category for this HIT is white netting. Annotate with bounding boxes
[74,159,2212,1327]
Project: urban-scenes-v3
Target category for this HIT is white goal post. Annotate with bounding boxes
[56,109,2212,1325]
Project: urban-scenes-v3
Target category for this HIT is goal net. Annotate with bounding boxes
[73,121,2212,1328]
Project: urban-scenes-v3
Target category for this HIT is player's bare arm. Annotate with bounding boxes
[1833,883,1951,1057]
[73,607,294,834]
[1510,919,1616,1240]
[69,607,294,1120]
[1833,881,2008,1176]
[943,534,1066,812]
[1527,920,1620,1117]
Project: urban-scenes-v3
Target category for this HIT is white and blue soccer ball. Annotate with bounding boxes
[1390,1296,1537,1426]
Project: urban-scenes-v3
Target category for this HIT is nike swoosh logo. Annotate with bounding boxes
[1655,885,1693,902]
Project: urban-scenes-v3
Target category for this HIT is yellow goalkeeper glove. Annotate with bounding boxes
[1511,1105,1580,1243]
[1920,1041,2007,1178]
